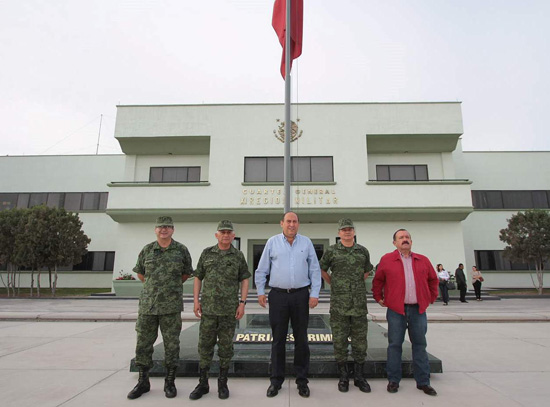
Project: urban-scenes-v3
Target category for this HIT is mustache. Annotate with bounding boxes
[401,241,410,245]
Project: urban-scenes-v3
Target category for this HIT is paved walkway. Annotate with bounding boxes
[1,297,550,406]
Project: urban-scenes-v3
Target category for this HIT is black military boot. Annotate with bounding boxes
[337,362,349,392]
[164,366,177,398]
[353,362,371,393]
[218,367,230,399]
[189,368,210,400]
[127,367,150,399]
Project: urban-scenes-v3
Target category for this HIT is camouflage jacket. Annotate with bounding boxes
[133,239,193,315]
[195,245,250,316]
[319,242,373,316]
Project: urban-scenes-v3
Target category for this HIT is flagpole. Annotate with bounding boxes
[283,0,292,213]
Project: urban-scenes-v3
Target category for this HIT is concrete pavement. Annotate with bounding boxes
[1,297,550,406]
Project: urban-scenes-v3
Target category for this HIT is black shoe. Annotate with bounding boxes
[266,383,281,398]
[127,368,150,400]
[337,362,349,392]
[297,383,310,398]
[218,367,229,399]
[189,368,210,400]
[417,384,437,396]
[387,381,399,393]
[353,362,371,393]
[164,366,177,398]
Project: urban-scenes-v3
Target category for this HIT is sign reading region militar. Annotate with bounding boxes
[240,188,338,206]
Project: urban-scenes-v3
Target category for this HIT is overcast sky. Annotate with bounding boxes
[1,0,549,156]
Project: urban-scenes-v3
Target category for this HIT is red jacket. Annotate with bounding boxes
[372,250,439,315]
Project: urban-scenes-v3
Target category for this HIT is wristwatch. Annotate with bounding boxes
[239,300,247,305]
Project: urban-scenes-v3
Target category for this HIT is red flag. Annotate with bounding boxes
[272,0,303,79]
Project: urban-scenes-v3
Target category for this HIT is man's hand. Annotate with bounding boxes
[378,299,386,307]
[258,295,267,308]
[193,301,202,318]
[235,303,245,320]
[309,297,319,309]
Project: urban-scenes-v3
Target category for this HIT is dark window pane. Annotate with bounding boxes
[29,193,48,207]
[99,193,108,210]
[47,193,63,208]
[17,194,30,209]
[82,193,99,210]
[188,167,201,182]
[376,165,390,181]
[73,252,94,270]
[175,167,188,182]
[0,193,18,211]
[163,168,178,182]
[292,157,310,181]
[502,191,533,209]
[244,158,267,182]
[150,168,163,183]
[414,165,428,180]
[105,252,115,271]
[92,252,106,271]
[390,166,415,181]
[532,191,549,208]
[266,157,283,182]
[485,191,503,209]
[311,157,333,181]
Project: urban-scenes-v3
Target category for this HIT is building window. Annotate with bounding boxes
[375,165,429,181]
[0,192,109,212]
[73,251,115,271]
[149,167,201,183]
[474,250,549,271]
[472,190,550,209]
[244,157,334,182]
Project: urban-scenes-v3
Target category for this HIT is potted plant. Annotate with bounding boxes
[113,271,143,297]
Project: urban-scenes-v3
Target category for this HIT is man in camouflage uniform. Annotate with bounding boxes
[127,216,193,400]
[320,218,373,393]
[189,220,250,400]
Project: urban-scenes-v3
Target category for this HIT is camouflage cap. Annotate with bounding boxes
[156,216,174,227]
[338,218,355,230]
[217,220,234,231]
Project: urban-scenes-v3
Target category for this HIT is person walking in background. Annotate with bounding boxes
[455,263,468,303]
[472,266,484,301]
[436,264,450,305]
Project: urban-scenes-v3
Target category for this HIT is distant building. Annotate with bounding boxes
[1,103,549,289]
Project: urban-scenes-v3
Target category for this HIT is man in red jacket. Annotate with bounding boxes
[372,229,439,396]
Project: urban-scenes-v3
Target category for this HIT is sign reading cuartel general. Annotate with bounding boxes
[240,188,338,206]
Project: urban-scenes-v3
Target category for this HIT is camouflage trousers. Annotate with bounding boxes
[330,313,368,363]
[135,312,182,369]
[198,314,237,369]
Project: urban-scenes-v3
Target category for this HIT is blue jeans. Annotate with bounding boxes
[386,305,430,386]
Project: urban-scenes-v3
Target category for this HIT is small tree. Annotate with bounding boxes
[0,209,25,296]
[45,208,90,296]
[499,210,550,295]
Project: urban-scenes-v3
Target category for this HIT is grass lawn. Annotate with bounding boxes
[0,287,111,298]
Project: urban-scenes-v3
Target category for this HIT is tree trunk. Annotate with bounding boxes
[49,268,52,290]
[536,264,543,296]
[37,270,41,297]
[52,265,58,297]
[30,269,34,297]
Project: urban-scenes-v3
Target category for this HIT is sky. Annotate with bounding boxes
[1,0,549,156]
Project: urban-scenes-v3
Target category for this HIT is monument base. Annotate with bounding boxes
[129,313,442,378]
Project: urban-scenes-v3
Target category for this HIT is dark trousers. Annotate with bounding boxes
[439,282,449,304]
[473,280,482,299]
[458,285,467,302]
[268,288,310,386]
